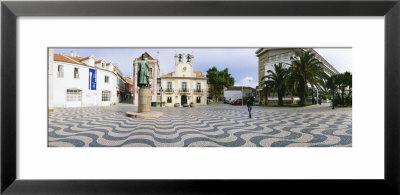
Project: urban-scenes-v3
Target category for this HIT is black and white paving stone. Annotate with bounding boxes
[48,103,352,147]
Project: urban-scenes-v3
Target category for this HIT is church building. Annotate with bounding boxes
[160,53,208,107]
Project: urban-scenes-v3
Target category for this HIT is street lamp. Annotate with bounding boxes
[160,86,163,107]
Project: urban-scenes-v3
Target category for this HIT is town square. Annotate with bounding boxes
[49,103,351,147]
[48,48,352,147]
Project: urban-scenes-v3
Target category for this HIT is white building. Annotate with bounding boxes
[255,48,340,103]
[49,49,125,108]
[256,48,339,79]
[160,53,208,106]
[114,65,127,102]
[224,86,256,102]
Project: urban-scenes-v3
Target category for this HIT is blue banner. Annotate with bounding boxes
[89,68,96,90]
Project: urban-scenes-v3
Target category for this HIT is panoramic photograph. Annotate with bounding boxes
[48,48,352,147]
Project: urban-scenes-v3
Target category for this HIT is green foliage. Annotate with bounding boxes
[260,77,274,105]
[327,71,352,106]
[206,66,235,99]
[322,94,330,100]
[262,63,289,106]
[288,50,328,106]
[260,50,351,108]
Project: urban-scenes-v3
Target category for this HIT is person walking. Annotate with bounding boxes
[247,96,254,118]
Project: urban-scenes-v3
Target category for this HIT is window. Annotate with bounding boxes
[196,96,201,103]
[187,55,191,63]
[66,89,81,101]
[74,68,79,79]
[149,68,152,77]
[167,82,172,90]
[57,65,64,78]
[105,76,109,83]
[196,83,201,92]
[102,62,105,68]
[182,82,187,91]
[102,91,111,101]
[167,97,172,103]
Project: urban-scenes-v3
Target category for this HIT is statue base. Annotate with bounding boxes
[138,88,151,113]
[125,88,163,118]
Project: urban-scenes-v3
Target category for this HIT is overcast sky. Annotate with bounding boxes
[54,48,352,88]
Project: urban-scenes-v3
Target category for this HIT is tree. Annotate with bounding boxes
[206,66,235,101]
[289,50,328,106]
[263,63,289,106]
[327,71,352,106]
[343,71,352,102]
[260,79,274,105]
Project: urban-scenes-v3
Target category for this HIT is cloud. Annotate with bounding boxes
[235,76,258,88]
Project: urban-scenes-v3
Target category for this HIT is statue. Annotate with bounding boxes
[126,52,163,118]
[137,53,150,88]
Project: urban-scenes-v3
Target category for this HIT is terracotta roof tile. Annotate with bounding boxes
[54,54,118,72]
[125,77,133,84]
[136,52,155,60]
[54,54,84,64]
[162,72,173,77]
[79,56,90,61]
[194,71,205,78]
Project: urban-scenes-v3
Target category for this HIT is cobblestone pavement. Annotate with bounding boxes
[48,103,352,147]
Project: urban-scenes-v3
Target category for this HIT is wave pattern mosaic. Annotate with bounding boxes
[48,104,352,147]
[48,48,352,147]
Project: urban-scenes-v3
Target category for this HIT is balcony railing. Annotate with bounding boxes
[194,89,203,93]
[164,88,174,93]
[178,88,190,93]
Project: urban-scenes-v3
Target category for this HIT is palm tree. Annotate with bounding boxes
[289,50,328,106]
[343,71,352,103]
[260,79,273,105]
[327,72,352,106]
[263,63,289,106]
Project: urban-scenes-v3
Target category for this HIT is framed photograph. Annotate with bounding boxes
[2,0,400,194]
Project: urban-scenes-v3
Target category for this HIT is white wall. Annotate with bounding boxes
[52,61,118,107]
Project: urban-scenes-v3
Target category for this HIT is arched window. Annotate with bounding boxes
[187,55,191,63]
[178,54,183,62]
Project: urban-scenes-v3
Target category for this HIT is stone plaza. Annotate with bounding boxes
[48,103,352,147]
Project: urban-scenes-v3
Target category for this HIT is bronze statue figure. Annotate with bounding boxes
[137,53,150,88]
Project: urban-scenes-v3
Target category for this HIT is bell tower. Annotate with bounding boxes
[174,53,195,77]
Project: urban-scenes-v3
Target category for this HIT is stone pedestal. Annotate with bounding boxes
[126,87,163,118]
[138,88,151,113]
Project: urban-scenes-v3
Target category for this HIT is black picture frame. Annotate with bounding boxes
[1,0,400,194]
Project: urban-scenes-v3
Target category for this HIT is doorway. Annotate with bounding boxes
[181,95,187,105]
